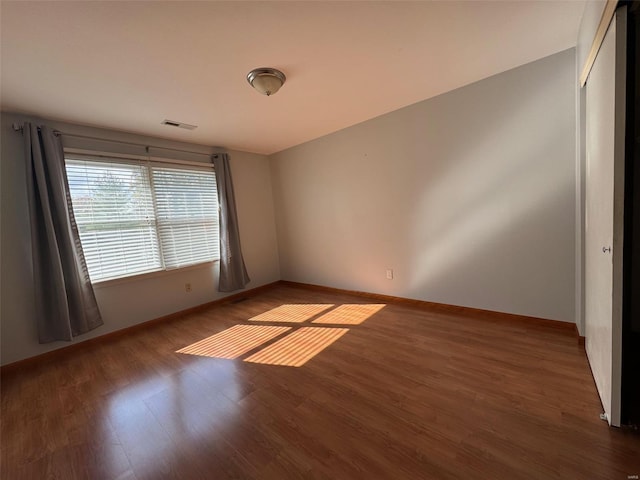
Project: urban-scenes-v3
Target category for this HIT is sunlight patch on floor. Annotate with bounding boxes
[176,325,291,359]
[244,327,349,367]
[248,304,334,323]
[312,304,386,325]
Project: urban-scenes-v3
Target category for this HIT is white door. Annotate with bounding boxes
[585,17,616,424]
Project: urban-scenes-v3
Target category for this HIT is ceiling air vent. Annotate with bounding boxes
[161,119,197,130]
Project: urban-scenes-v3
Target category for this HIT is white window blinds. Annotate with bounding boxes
[152,166,219,269]
[65,155,218,282]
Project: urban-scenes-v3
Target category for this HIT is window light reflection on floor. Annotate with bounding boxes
[244,327,349,367]
[176,325,291,359]
[248,304,335,323]
[177,303,387,367]
[312,304,386,325]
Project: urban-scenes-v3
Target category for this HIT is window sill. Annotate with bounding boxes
[92,260,219,289]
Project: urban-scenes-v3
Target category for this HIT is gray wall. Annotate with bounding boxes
[270,49,577,323]
[1,112,280,365]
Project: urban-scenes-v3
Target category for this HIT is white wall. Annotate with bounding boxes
[270,49,577,322]
[0,112,280,365]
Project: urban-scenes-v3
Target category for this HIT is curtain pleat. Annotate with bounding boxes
[24,123,103,343]
[213,153,250,292]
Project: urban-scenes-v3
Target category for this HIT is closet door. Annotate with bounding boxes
[585,14,617,425]
[585,7,626,427]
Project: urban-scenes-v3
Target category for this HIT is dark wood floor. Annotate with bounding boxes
[2,284,639,479]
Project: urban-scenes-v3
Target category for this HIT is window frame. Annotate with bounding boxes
[64,149,220,285]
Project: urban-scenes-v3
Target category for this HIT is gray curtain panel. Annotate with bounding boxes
[24,123,103,343]
[213,153,250,292]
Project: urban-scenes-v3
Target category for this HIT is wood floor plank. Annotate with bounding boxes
[2,283,639,479]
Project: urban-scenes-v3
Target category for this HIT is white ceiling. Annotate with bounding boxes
[1,1,585,155]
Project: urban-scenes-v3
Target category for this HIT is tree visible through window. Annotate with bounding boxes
[65,155,219,282]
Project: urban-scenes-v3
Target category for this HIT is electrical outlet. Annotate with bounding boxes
[386,269,393,280]
[185,283,192,292]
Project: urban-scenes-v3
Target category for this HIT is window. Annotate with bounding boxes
[65,154,219,282]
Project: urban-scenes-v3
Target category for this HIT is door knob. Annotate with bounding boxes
[603,246,611,253]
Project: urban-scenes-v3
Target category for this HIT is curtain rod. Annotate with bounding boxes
[11,123,220,158]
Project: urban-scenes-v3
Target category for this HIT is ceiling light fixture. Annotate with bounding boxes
[246,67,286,96]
